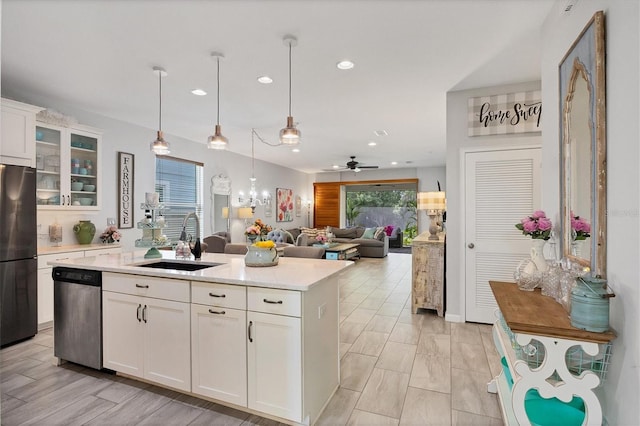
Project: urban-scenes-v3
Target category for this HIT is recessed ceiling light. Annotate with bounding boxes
[336,60,354,70]
[332,165,340,169]
[374,130,388,137]
[257,75,273,84]
[292,148,300,153]
[391,161,398,165]
[191,89,207,96]
[368,141,377,146]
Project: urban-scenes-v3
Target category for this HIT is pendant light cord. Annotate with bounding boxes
[216,56,221,126]
[288,41,292,116]
[158,71,162,131]
[251,131,255,178]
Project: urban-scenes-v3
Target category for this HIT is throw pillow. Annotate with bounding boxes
[384,225,394,236]
[300,227,318,238]
[390,226,400,238]
[332,227,356,238]
[361,227,376,239]
[374,226,386,240]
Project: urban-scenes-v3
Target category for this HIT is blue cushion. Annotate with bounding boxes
[362,227,376,239]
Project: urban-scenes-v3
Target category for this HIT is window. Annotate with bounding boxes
[155,156,204,243]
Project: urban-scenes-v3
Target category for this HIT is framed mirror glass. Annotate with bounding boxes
[210,174,231,233]
[559,11,606,276]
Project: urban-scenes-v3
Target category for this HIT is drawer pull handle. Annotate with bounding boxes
[136,284,149,289]
[136,304,142,322]
[142,305,148,323]
[208,309,226,315]
[263,298,283,304]
[209,293,226,298]
[248,321,253,342]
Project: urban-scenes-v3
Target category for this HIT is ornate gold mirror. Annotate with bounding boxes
[559,11,606,276]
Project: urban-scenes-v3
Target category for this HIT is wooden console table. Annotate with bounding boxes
[411,232,445,316]
[489,281,615,425]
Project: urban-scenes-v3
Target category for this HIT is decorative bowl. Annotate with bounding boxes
[83,184,96,192]
[79,168,88,175]
[77,197,93,206]
[71,182,84,191]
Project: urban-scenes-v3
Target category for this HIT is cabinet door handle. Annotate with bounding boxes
[66,195,71,206]
[209,293,226,298]
[248,321,253,342]
[136,304,142,322]
[208,309,226,315]
[263,298,283,304]
[142,305,148,323]
[136,284,149,289]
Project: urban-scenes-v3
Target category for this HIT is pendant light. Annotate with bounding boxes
[208,52,229,150]
[279,35,301,145]
[150,66,170,155]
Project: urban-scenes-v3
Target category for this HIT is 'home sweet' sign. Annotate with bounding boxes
[468,90,542,136]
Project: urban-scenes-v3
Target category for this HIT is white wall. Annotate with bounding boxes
[540,1,639,424]
[8,93,312,250]
[445,81,542,322]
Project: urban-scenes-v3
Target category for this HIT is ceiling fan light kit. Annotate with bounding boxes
[279,35,301,145]
[208,52,228,150]
[150,66,171,155]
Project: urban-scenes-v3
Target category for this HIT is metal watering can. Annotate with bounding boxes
[570,276,615,333]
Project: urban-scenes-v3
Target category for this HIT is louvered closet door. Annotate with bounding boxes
[465,148,541,323]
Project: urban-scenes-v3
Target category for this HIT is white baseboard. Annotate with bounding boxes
[445,313,463,323]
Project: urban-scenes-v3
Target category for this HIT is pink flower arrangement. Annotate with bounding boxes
[316,234,327,244]
[515,210,552,240]
[100,225,121,243]
[571,212,591,240]
[245,218,272,236]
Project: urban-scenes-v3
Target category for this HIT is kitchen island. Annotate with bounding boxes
[49,251,352,426]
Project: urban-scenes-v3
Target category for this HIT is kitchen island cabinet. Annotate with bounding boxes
[49,252,350,426]
[102,273,191,392]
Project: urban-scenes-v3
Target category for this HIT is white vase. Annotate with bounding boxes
[530,239,548,272]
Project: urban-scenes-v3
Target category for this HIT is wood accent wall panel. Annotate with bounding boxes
[313,183,341,228]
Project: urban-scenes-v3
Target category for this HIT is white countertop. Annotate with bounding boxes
[48,251,353,291]
[38,243,122,255]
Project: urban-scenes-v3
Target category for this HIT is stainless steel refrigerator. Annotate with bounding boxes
[0,164,37,347]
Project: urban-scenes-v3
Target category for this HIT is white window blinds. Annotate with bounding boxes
[155,157,204,243]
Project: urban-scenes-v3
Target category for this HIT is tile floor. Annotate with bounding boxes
[0,253,502,425]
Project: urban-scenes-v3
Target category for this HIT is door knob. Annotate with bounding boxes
[468,243,475,249]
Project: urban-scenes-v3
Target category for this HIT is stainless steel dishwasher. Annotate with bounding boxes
[53,267,103,370]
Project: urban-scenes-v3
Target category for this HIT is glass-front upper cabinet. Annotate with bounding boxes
[35,123,102,210]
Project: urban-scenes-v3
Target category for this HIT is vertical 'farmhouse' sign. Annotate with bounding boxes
[118,152,134,229]
[468,90,542,136]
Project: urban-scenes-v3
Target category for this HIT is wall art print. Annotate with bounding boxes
[276,188,294,222]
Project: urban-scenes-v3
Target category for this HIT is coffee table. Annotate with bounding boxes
[323,243,360,260]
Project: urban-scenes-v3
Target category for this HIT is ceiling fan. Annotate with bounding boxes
[323,156,379,172]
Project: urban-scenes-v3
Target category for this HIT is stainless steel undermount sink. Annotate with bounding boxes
[133,260,223,272]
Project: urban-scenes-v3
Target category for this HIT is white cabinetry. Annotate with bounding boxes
[247,287,303,422]
[102,273,191,391]
[191,283,247,406]
[1,98,42,167]
[37,246,121,327]
[37,251,84,326]
[35,122,102,210]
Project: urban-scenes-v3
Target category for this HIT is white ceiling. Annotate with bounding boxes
[1,0,555,174]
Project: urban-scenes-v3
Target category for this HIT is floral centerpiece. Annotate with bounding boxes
[245,218,272,240]
[315,234,328,244]
[515,210,552,240]
[571,212,591,240]
[100,225,121,244]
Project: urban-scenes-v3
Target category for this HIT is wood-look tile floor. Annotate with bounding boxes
[0,254,502,425]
